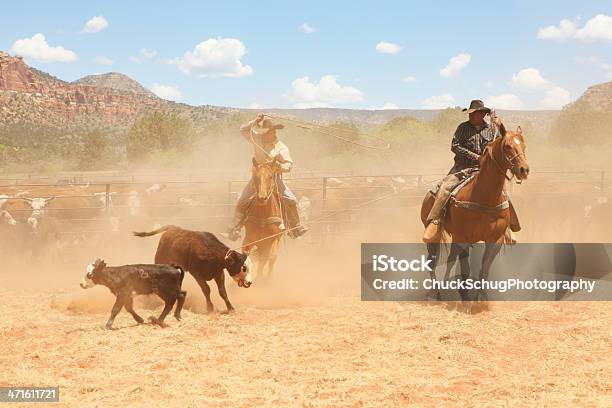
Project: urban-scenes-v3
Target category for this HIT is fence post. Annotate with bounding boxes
[227,181,233,216]
[321,177,328,213]
[321,177,328,245]
[105,183,111,213]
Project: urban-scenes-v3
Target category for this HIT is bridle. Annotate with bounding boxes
[486,135,526,184]
[253,161,279,203]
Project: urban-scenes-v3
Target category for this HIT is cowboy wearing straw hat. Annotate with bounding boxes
[423,100,521,243]
[224,114,309,241]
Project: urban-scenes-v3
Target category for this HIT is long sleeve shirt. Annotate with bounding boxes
[450,120,496,172]
[240,121,293,173]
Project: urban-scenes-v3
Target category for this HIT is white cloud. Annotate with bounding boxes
[150,83,182,101]
[401,75,417,83]
[81,16,109,34]
[286,75,364,108]
[247,103,263,109]
[421,93,456,109]
[541,86,571,109]
[368,102,399,110]
[129,48,157,63]
[484,80,493,88]
[486,94,525,110]
[94,55,114,65]
[170,38,253,78]
[376,41,402,54]
[508,68,572,109]
[299,23,316,34]
[537,19,577,41]
[440,53,471,78]
[538,14,612,42]
[510,68,552,90]
[10,33,78,63]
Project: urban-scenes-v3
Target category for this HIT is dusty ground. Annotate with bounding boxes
[1,170,611,407]
[1,287,610,407]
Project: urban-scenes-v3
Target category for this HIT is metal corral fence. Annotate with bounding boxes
[0,169,610,243]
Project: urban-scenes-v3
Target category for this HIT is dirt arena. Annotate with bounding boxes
[1,170,611,407]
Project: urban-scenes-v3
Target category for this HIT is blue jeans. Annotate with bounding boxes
[236,176,297,214]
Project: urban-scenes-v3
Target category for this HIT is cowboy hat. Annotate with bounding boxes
[462,99,491,114]
[252,118,285,135]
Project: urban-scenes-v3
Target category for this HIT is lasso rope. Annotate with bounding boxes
[264,114,391,151]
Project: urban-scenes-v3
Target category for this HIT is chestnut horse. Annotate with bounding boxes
[243,157,284,281]
[420,124,529,300]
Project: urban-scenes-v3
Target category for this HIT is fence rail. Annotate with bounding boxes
[1,169,610,243]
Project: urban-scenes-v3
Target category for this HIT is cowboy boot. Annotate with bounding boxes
[221,212,246,241]
[423,219,442,243]
[285,202,308,239]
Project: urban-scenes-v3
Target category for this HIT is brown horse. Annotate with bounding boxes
[243,157,284,281]
[420,124,529,300]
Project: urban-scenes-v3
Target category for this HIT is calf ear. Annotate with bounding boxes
[94,259,106,271]
[243,244,252,254]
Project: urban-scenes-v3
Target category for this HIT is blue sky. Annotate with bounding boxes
[2,0,611,110]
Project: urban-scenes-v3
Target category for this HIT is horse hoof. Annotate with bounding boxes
[426,289,441,301]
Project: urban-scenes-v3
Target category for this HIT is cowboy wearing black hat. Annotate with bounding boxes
[224,114,308,241]
[423,100,520,243]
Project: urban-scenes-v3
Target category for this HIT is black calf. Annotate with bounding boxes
[80,259,186,329]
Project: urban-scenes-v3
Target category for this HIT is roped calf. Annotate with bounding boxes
[80,259,186,329]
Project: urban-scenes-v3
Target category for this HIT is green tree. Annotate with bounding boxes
[126,111,195,163]
[78,129,109,170]
[550,99,612,146]
[430,107,465,139]
[369,116,436,147]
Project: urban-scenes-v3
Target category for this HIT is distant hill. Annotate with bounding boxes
[567,81,612,112]
[0,51,230,134]
[3,50,609,138]
[72,72,156,97]
[256,107,559,135]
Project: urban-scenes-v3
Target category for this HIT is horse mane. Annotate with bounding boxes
[480,133,504,167]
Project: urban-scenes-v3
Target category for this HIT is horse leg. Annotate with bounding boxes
[255,243,270,282]
[265,238,280,279]
[457,244,472,301]
[477,241,503,301]
[443,243,461,281]
[425,243,441,300]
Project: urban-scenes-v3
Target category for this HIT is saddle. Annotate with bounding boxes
[429,168,479,198]
[429,168,510,214]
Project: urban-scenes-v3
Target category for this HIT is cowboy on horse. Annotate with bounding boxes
[422,99,521,243]
[224,113,309,241]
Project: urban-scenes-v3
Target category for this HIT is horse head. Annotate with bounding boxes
[251,157,278,203]
[484,124,529,182]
